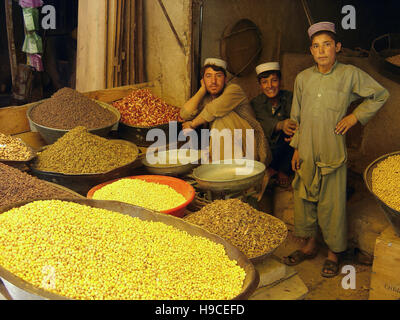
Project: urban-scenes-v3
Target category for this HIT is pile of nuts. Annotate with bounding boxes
[0,133,35,161]
[113,89,183,126]
[184,198,288,259]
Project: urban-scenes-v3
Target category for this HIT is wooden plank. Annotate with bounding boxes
[369,226,400,300]
[13,132,47,151]
[82,82,156,103]
[0,105,31,135]
[76,0,108,92]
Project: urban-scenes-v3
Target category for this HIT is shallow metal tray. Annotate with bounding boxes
[0,198,260,300]
[142,149,202,176]
[193,159,266,193]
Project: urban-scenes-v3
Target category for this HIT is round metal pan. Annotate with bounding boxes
[142,149,202,176]
[364,151,400,236]
[118,121,183,147]
[0,198,260,300]
[29,140,142,196]
[369,33,400,84]
[193,159,266,193]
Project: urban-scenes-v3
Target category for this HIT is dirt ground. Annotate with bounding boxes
[273,231,372,300]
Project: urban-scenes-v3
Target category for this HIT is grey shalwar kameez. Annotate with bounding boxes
[290,61,389,252]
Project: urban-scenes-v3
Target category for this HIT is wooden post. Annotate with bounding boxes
[76,0,108,92]
[5,0,18,89]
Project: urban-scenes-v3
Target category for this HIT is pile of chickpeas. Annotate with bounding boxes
[0,200,245,300]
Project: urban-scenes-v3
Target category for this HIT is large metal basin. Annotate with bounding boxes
[193,159,266,193]
[0,199,259,300]
[364,151,400,236]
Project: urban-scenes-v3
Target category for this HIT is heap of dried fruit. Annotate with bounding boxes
[113,89,183,126]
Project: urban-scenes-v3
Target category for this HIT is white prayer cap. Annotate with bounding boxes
[204,58,227,70]
[308,21,336,39]
[256,62,280,75]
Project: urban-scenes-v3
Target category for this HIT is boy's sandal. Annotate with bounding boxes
[321,259,340,278]
[283,249,318,266]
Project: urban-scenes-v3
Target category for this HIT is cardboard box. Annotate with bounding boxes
[369,226,400,300]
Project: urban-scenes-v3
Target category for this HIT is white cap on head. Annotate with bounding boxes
[204,58,227,70]
[307,21,336,39]
[256,62,280,75]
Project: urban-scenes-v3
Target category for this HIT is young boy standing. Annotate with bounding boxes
[284,22,389,277]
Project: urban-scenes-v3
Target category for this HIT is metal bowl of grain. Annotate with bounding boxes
[29,140,143,196]
[0,198,259,300]
[27,100,120,145]
[364,151,400,236]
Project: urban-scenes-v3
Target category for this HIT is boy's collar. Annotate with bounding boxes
[313,60,339,75]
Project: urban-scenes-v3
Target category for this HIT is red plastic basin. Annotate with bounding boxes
[87,175,195,218]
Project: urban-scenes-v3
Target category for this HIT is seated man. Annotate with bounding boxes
[181,58,270,164]
[251,62,296,187]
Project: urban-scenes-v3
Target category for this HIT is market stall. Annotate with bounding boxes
[0,81,292,300]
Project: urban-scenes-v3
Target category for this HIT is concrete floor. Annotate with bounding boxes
[272,231,372,300]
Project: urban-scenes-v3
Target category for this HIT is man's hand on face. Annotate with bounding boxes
[199,79,207,94]
[335,114,358,135]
